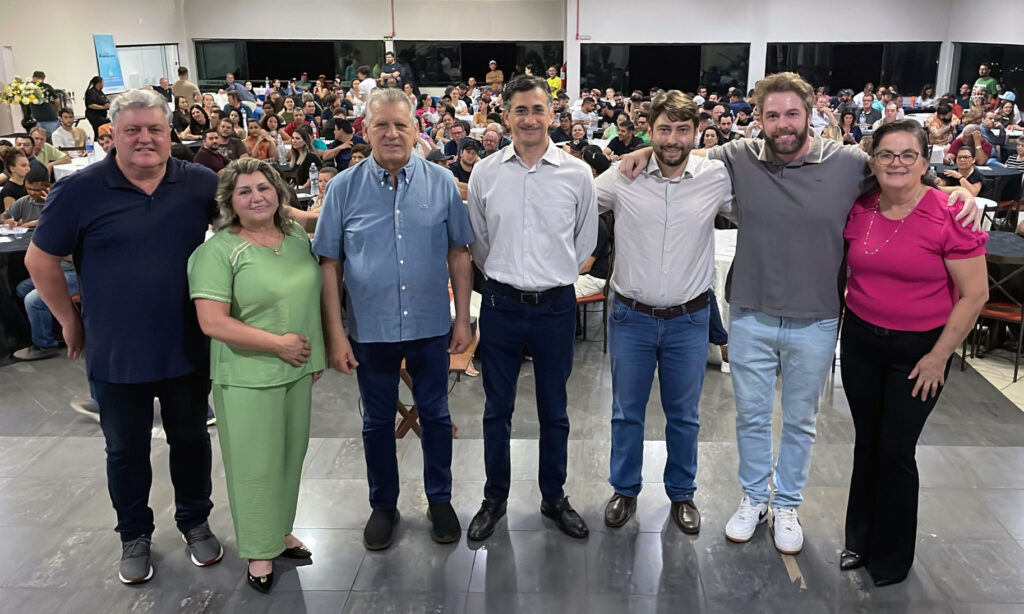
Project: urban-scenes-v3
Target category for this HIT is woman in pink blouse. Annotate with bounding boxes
[840,120,988,586]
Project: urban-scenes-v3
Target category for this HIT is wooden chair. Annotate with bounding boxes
[968,301,1024,382]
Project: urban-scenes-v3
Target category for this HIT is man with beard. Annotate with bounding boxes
[594,90,731,534]
[617,71,980,556]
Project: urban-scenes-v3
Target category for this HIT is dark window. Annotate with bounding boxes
[580,44,749,95]
[394,42,462,87]
[766,42,940,96]
[194,40,384,90]
[953,43,1024,98]
[195,41,247,88]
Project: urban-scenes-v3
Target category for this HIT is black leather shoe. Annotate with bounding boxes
[363,508,400,551]
[280,545,312,559]
[427,501,462,544]
[247,561,274,594]
[604,493,637,528]
[541,496,589,539]
[467,499,507,541]
[840,549,864,571]
[671,499,701,534]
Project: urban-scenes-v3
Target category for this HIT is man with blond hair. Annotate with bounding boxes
[619,72,981,556]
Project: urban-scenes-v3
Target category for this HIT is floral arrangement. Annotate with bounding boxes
[0,76,51,106]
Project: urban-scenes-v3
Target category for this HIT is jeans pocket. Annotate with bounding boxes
[611,303,630,323]
[815,317,840,332]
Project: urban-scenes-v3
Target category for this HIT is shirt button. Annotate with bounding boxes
[398,234,402,239]
[403,310,408,316]
[401,285,406,290]
[400,259,405,264]
[663,270,669,275]
[396,210,400,215]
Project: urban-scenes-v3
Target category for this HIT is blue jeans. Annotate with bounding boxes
[608,296,708,501]
[16,272,78,349]
[479,280,576,503]
[729,307,839,508]
[350,333,453,510]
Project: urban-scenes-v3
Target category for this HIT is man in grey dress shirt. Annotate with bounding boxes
[465,74,598,541]
[595,90,732,534]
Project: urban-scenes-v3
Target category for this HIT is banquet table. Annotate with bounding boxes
[53,157,94,181]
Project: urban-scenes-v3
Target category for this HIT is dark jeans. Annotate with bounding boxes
[840,310,949,584]
[350,333,453,510]
[91,370,213,542]
[479,280,576,503]
[708,289,728,346]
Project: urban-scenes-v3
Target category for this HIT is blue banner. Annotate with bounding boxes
[93,34,125,93]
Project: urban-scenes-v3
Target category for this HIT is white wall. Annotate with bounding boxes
[0,0,187,122]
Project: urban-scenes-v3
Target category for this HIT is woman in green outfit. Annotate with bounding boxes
[187,158,325,594]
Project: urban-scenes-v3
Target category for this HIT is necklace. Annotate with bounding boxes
[240,228,283,256]
[862,190,923,256]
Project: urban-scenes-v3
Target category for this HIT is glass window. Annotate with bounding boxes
[335,41,385,86]
[581,44,749,95]
[517,42,562,77]
[766,42,940,96]
[195,41,247,90]
[953,43,1024,99]
[881,42,941,97]
[394,42,462,87]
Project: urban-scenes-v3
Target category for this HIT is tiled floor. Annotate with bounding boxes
[1,327,1023,613]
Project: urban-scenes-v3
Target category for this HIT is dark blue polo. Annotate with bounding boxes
[32,152,218,383]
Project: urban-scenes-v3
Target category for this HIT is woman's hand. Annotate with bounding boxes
[944,170,962,180]
[276,333,311,366]
[909,351,947,400]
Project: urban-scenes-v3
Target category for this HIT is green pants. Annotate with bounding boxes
[212,375,312,559]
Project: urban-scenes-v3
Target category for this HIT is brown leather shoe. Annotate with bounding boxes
[603,493,637,528]
[671,499,701,534]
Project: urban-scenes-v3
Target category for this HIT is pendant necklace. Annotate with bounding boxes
[241,229,283,256]
[862,190,921,256]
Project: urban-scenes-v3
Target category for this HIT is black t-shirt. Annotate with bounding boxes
[550,127,571,143]
[588,216,611,280]
[0,180,28,210]
[84,87,109,119]
[29,82,58,121]
[173,112,190,133]
[292,152,321,187]
[451,162,473,183]
[153,85,172,102]
[940,167,984,189]
[607,135,645,156]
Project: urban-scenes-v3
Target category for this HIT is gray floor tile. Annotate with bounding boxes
[342,591,465,614]
[468,529,589,594]
[351,528,474,593]
[917,539,1024,603]
[981,490,1024,539]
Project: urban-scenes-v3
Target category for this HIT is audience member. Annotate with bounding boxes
[183,105,211,140]
[243,120,275,159]
[0,148,29,210]
[51,107,87,149]
[30,127,70,174]
[485,60,505,90]
[172,66,201,105]
[288,126,320,189]
[549,112,572,143]
[945,124,992,166]
[223,73,256,102]
[563,121,589,153]
[699,126,724,149]
[84,76,111,137]
[451,137,481,183]
[349,143,371,165]
[194,129,229,174]
[322,119,365,170]
[216,119,247,161]
[28,71,60,136]
[938,145,984,197]
[925,103,958,146]
[604,120,644,160]
[222,91,251,126]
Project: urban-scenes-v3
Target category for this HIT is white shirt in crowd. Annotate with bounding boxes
[595,153,732,306]
[50,125,83,149]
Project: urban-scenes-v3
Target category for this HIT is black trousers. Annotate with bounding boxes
[92,370,213,542]
[839,311,950,584]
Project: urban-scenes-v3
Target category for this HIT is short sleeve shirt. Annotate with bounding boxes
[36,143,66,165]
[31,153,218,383]
[188,220,325,387]
[311,154,475,343]
[707,136,870,318]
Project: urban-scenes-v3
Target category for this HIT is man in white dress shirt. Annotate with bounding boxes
[465,74,598,541]
[595,90,732,534]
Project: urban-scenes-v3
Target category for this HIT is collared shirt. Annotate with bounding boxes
[596,153,731,306]
[312,154,474,343]
[467,140,598,292]
[707,136,869,319]
[32,153,218,382]
[225,81,256,102]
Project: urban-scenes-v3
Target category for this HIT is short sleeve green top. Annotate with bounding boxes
[187,220,325,388]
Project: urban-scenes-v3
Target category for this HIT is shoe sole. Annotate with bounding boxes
[118,565,154,584]
[363,510,400,551]
[70,403,101,421]
[724,513,768,543]
[426,509,461,544]
[181,534,224,566]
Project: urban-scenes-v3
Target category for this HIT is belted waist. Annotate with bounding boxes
[615,291,710,319]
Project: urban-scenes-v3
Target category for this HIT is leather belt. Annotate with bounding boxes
[617,291,710,319]
[488,280,571,305]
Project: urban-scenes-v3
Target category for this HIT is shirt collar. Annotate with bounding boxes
[756,133,826,165]
[641,149,700,181]
[501,138,562,167]
[366,152,417,186]
[99,150,183,190]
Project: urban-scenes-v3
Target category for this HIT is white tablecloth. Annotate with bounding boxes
[713,228,737,332]
[53,157,94,181]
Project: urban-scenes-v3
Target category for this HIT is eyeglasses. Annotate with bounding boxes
[873,150,921,165]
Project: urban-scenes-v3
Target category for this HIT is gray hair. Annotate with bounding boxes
[110,88,172,126]
[364,88,415,126]
[213,158,292,233]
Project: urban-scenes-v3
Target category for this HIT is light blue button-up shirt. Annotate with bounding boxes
[312,154,475,343]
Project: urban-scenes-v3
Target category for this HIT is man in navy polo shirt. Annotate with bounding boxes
[25,88,223,585]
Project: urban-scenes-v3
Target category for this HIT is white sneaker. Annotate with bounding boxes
[771,507,803,554]
[725,495,768,542]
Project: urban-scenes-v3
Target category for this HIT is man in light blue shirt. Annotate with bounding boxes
[313,88,475,551]
[223,73,256,103]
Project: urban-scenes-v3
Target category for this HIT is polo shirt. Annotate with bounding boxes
[194,147,229,173]
[311,154,475,343]
[607,135,645,157]
[3,195,45,223]
[32,152,218,383]
[707,136,869,319]
[35,143,67,165]
[172,79,201,104]
[451,161,473,183]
